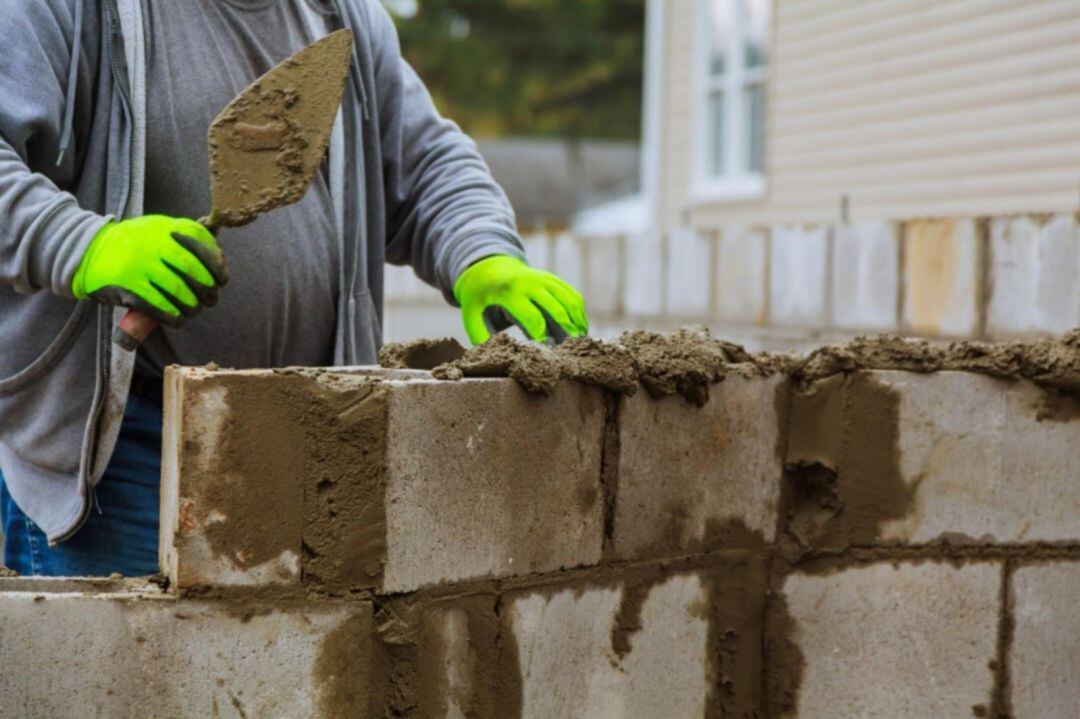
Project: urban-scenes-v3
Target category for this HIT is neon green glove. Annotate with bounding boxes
[72,215,229,327]
[453,255,589,345]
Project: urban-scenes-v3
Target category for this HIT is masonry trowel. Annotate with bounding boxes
[113,28,355,351]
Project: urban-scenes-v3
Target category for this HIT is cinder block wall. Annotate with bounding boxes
[386,213,1080,352]
[2,363,1079,717]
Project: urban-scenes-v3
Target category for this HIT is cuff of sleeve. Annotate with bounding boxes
[440,229,527,306]
[32,198,113,299]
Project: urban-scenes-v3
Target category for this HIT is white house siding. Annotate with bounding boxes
[661,0,1080,228]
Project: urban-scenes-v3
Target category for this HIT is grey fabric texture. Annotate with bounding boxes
[137,0,340,376]
[0,0,525,542]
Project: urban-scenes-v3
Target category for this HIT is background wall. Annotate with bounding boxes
[660,0,1080,229]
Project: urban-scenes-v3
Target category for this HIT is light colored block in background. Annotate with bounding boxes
[613,374,785,560]
[780,562,1000,718]
[0,585,376,719]
[716,227,768,324]
[552,232,585,290]
[623,231,665,317]
[986,214,1080,338]
[769,225,830,327]
[873,371,1080,544]
[831,220,900,331]
[665,228,713,316]
[584,234,624,317]
[522,232,553,271]
[507,573,711,719]
[1011,562,1080,718]
[384,262,438,303]
[902,218,982,337]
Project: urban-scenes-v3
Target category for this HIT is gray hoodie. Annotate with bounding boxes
[0,0,524,543]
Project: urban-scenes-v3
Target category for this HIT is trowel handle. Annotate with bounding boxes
[111,215,219,352]
[113,311,157,352]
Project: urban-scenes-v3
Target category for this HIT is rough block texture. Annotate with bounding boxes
[716,227,768,324]
[778,562,1000,718]
[1011,562,1080,718]
[987,214,1080,338]
[831,221,900,331]
[381,378,605,593]
[613,375,785,560]
[509,575,709,719]
[665,229,713,316]
[769,225,830,327]
[0,583,377,718]
[163,368,605,594]
[787,371,1080,547]
[902,218,982,337]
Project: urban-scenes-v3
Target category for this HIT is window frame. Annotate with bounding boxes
[692,0,770,204]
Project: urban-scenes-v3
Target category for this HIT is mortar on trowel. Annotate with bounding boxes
[113,29,355,350]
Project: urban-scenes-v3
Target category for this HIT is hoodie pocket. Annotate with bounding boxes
[0,303,90,397]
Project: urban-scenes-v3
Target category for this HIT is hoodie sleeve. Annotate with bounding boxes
[0,0,111,298]
[367,1,526,305]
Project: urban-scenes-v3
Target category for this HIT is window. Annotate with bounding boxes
[695,0,770,201]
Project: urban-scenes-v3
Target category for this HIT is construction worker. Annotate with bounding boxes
[0,0,589,577]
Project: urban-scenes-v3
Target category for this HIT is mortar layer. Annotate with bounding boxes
[795,330,1080,389]
[406,327,786,405]
[388,328,1080,403]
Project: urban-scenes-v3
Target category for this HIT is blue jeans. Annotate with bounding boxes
[0,391,163,577]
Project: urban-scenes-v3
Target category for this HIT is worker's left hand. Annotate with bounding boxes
[454,255,589,345]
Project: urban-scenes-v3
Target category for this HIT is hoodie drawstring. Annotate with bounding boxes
[57,0,85,165]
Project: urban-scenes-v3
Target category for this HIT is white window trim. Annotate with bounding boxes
[691,0,768,205]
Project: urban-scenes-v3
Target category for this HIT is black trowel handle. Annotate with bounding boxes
[112,214,219,352]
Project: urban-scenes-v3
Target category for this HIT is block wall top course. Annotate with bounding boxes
[161,367,607,595]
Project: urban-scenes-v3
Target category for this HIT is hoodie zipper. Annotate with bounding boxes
[52,0,136,545]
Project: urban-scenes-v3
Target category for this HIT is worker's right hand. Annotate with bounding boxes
[71,215,229,327]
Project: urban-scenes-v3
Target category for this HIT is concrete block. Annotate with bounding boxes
[163,368,605,594]
[987,215,1080,338]
[769,225,830,327]
[505,566,750,719]
[786,371,1080,548]
[584,235,623,316]
[623,231,664,316]
[613,374,785,560]
[902,218,983,337]
[716,227,768,324]
[831,221,900,331]
[1011,562,1080,718]
[776,562,1000,718]
[380,378,605,593]
[393,559,767,717]
[665,229,713,316]
[0,583,378,718]
[552,232,585,290]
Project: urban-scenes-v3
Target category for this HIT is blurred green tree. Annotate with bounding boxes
[387,0,645,141]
